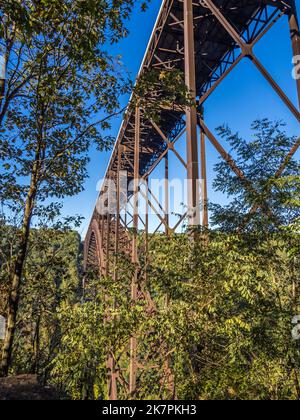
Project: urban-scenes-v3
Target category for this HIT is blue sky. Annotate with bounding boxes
[60,0,300,238]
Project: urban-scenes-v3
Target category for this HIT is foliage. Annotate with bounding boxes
[51,301,107,400]
[48,229,300,400]
[0,1,298,397]
[131,68,193,121]
[50,263,142,400]
[42,120,300,400]
[0,221,16,316]
[0,226,81,378]
[147,232,300,400]
[0,0,154,376]
[210,119,300,232]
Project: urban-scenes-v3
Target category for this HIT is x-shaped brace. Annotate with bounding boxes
[201,0,300,122]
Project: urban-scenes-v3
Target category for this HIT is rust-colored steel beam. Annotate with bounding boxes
[139,188,170,231]
[184,0,200,227]
[129,106,140,396]
[86,1,297,214]
[128,200,146,227]
[165,154,170,233]
[199,9,285,107]
[114,148,121,274]
[199,119,246,182]
[101,215,105,256]
[144,177,149,283]
[108,147,122,401]
[105,212,114,398]
[148,186,166,218]
[203,0,300,122]
[252,55,300,121]
[105,215,111,276]
[171,211,188,233]
[199,117,281,227]
[83,0,299,399]
[150,121,187,169]
[141,127,186,182]
[276,136,300,177]
[238,136,300,231]
[200,122,209,228]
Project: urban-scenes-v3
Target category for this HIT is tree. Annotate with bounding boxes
[51,120,299,400]
[51,301,107,400]
[65,230,300,400]
[211,119,300,232]
[0,0,150,122]
[0,219,82,378]
[51,262,139,400]
[0,0,150,377]
[0,219,16,317]
[141,230,300,400]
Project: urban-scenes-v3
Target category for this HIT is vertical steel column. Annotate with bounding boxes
[164,154,170,306]
[105,214,111,276]
[184,0,200,227]
[200,119,208,228]
[203,0,299,122]
[289,8,300,108]
[109,149,122,401]
[101,214,105,252]
[145,177,149,283]
[105,211,112,399]
[114,148,121,280]
[164,151,172,391]
[165,154,170,233]
[129,106,140,395]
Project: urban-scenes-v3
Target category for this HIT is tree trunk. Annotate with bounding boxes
[293,368,300,400]
[32,314,41,374]
[0,170,38,377]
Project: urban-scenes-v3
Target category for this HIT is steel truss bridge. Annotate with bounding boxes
[84,0,300,400]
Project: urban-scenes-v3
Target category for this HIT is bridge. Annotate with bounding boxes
[84,0,300,400]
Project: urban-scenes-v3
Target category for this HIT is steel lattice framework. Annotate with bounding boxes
[84,0,300,400]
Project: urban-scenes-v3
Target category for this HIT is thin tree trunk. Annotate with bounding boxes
[293,368,300,400]
[0,163,39,377]
[32,314,41,374]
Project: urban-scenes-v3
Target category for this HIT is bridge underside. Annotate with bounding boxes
[84,0,300,400]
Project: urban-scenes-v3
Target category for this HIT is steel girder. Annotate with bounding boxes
[84,0,300,400]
